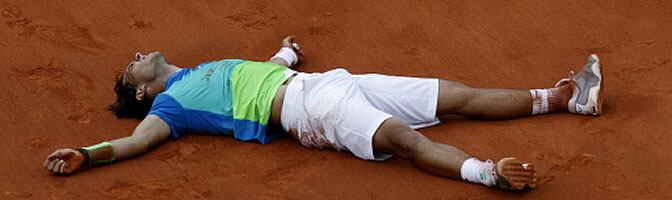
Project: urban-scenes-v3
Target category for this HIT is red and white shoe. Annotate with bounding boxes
[556,54,603,115]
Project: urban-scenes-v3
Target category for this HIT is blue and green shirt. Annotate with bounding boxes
[148,59,290,144]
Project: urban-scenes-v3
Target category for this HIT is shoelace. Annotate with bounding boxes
[555,70,576,87]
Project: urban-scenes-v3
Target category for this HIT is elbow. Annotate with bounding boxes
[130,135,151,153]
[138,140,150,153]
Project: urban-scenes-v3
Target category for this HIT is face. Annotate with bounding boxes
[123,51,168,100]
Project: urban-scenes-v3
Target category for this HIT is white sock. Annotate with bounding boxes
[460,158,497,186]
[529,89,550,115]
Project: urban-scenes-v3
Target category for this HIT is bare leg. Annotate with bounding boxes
[372,117,537,189]
[436,80,573,119]
[373,117,469,178]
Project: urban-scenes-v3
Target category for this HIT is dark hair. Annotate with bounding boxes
[107,72,154,119]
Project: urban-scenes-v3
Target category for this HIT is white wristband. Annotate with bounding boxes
[271,47,298,67]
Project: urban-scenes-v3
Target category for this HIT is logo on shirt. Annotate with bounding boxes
[202,68,216,82]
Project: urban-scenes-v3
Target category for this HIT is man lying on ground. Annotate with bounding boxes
[44,35,603,190]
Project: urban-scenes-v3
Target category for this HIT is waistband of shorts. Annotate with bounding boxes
[280,73,311,133]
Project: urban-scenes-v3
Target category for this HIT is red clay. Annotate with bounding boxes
[1,1,671,199]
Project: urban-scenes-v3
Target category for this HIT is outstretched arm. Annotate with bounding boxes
[267,35,305,68]
[43,115,170,175]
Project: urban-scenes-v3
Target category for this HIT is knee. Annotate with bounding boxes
[438,79,475,112]
[373,118,431,159]
[393,130,430,159]
[439,79,470,91]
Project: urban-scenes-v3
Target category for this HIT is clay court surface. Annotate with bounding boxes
[1,0,671,199]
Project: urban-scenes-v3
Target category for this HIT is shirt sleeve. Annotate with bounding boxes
[148,94,188,139]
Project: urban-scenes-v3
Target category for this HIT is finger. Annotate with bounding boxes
[503,167,529,173]
[54,160,65,173]
[504,171,535,177]
[47,150,63,160]
[53,160,65,173]
[508,174,535,183]
[508,177,532,185]
[45,159,53,170]
[59,162,67,174]
[295,47,305,57]
[50,160,60,173]
[520,174,538,184]
[286,35,296,42]
[502,159,523,167]
[282,35,295,47]
[508,177,536,189]
[291,43,301,51]
[508,175,535,182]
[527,183,537,189]
[47,159,58,170]
[527,177,538,188]
[43,159,49,168]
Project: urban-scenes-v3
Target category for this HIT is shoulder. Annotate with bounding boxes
[150,94,183,111]
[148,94,188,139]
[197,59,247,69]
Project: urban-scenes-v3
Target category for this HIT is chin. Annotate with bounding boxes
[148,51,162,59]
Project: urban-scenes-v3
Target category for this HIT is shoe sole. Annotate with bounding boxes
[496,157,537,190]
[585,54,603,115]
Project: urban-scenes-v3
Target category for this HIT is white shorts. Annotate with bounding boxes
[280,68,439,160]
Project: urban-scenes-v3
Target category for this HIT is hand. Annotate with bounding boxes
[281,35,305,65]
[43,148,85,175]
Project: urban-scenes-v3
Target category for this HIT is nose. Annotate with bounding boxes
[135,52,143,61]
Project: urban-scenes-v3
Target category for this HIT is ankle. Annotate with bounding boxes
[550,84,574,111]
[530,84,574,115]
